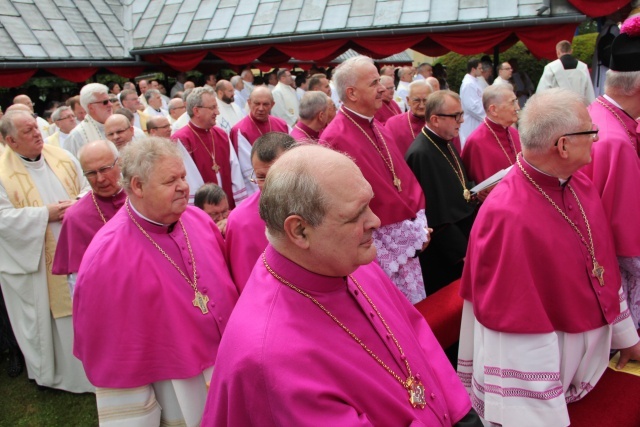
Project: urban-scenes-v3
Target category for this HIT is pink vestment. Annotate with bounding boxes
[224,191,267,292]
[461,119,521,184]
[202,245,472,426]
[52,190,126,275]
[290,121,320,142]
[73,204,239,388]
[374,100,402,124]
[322,108,425,226]
[460,156,621,334]
[582,96,640,257]
[172,123,237,209]
[385,112,426,155]
[229,115,289,152]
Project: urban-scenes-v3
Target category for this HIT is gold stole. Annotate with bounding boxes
[0,145,81,318]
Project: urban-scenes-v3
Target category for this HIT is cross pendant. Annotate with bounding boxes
[592,262,605,287]
[394,177,402,192]
[193,291,210,314]
[211,164,220,172]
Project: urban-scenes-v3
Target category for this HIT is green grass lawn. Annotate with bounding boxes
[0,351,98,427]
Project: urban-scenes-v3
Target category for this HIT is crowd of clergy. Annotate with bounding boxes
[1,14,640,427]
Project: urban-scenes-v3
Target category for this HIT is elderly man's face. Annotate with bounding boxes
[121,93,141,113]
[149,117,172,138]
[105,117,134,149]
[382,79,395,103]
[73,103,87,121]
[203,198,229,223]
[194,93,219,129]
[6,114,44,158]
[87,93,113,124]
[55,110,77,134]
[407,85,431,118]
[249,92,275,122]
[148,93,163,110]
[138,80,148,94]
[325,100,337,124]
[137,156,189,224]
[81,146,121,198]
[304,164,381,277]
[493,92,520,127]
[351,62,384,116]
[169,100,186,120]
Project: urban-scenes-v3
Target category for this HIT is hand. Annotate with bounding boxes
[476,187,492,202]
[216,218,228,237]
[420,228,434,252]
[46,200,74,223]
[617,340,640,369]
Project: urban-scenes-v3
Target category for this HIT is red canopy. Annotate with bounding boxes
[568,0,629,17]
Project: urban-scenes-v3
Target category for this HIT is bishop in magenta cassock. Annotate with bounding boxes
[289,91,335,143]
[374,75,403,124]
[52,140,126,293]
[73,138,239,426]
[384,80,432,154]
[202,144,480,427]
[172,87,246,209]
[225,132,296,291]
[229,87,289,195]
[321,56,428,304]
[581,20,640,328]
[458,89,640,427]
[461,84,521,184]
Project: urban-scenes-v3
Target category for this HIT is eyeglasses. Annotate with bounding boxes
[555,125,599,146]
[196,105,216,110]
[83,158,118,179]
[55,115,76,122]
[106,127,131,139]
[249,170,266,184]
[149,124,171,131]
[90,99,112,106]
[436,112,464,122]
[410,98,428,104]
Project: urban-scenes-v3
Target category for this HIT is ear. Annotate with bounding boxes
[282,215,310,249]
[4,134,17,148]
[345,87,357,103]
[130,175,145,198]
[556,137,569,159]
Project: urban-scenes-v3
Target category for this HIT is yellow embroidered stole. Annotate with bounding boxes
[0,145,80,318]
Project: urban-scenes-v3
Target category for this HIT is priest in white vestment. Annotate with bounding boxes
[0,110,92,393]
[66,83,113,158]
[271,69,300,127]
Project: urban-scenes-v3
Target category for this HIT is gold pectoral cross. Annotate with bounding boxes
[394,177,402,192]
[193,291,210,314]
[211,164,220,172]
[593,262,605,287]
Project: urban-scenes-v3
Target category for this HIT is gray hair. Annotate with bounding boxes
[120,137,183,193]
[77,139,119,165]
[251,132,297,163]
[298,92,330,121]
[168,98,184,111]
[605,70,640,96]
[51,106,72,122]
[230,75,243,88]
[518,88,584,154]
[194,183,227,209]
[144,89,161,103]
[79,83,109,111]
[482,84,514,111]
[259,146,328,239]
[425,90,460,119]
[0,110,32,139]
[333,56,374,102]
[408,79,432,94]
[186,87,214,118]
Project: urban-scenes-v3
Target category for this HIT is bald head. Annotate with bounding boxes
[6,103,32,113]
[13,95,34,112]
[147,115,172,138]
[426,77,440,91]
[78,139,118,167]
[104,114,134,149]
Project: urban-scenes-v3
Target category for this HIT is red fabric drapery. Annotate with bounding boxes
[277,39,347,61]
[46,67,98,82]
[213,45,270,65]
[354,34,426,57]
[567,0,629,17]
[106,66,146,79]
[516,23,579,58]
[0,69,36,87]
[159,51,207,72]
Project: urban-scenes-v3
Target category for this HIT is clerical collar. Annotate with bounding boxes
[521,156,568,186]
[424,125,449,143]
[486,117,508,129]
[603,94,623,110]
[188,121,209,132]
[154,108,161,113]
[18,154,41,162]
[342,106,374,122]
[128,200,171,227]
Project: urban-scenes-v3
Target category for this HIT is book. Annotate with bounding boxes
[470,166,512,195]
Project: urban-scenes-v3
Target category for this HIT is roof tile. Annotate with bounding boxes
[14,3,51,31]
[18,44,48,57]
[58,6,92,32]
[403,0,429,13]
[141,0,164,20]
[489,0,517,18]
[209,7,235,30]
[226,14,253,38]
[237,0,259,15]
[296,19,321,32]
[460,0,488,8]
[0,16,35,44]
[218,0,239,7]
[328,0,351,5]
[253,2,279,25]
[0,0,20,17]
[133,18,156,40]
[66,44,90,57]
[205,28,227,40]
[36,0,65,19]
[52,0,75,6]
[0,28,23,58]
[179,0,202,13]
[163,32,187,45]
[168,11,195,36]
[322,5,350,30]
[347,15,374,28]
[400,11,428,24]
[132,0,150,14]
[373,1,402,26]
[75,0,103,24]
[430,1,459,22]
[49,19,83,45]
[77,32,110,57]
[280,0,303,10]
[459,7,488,20]
[92,22,121,47]
[92,0,116,15]
[145,23,171,46]
[184,19,210,42]
[33,30,70,57]
[249,24,273,36]
[272,8,300,34]
[194,0,219,20]
[299,0,328,21]
[157,3,182,25]
[350,0,375,16]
